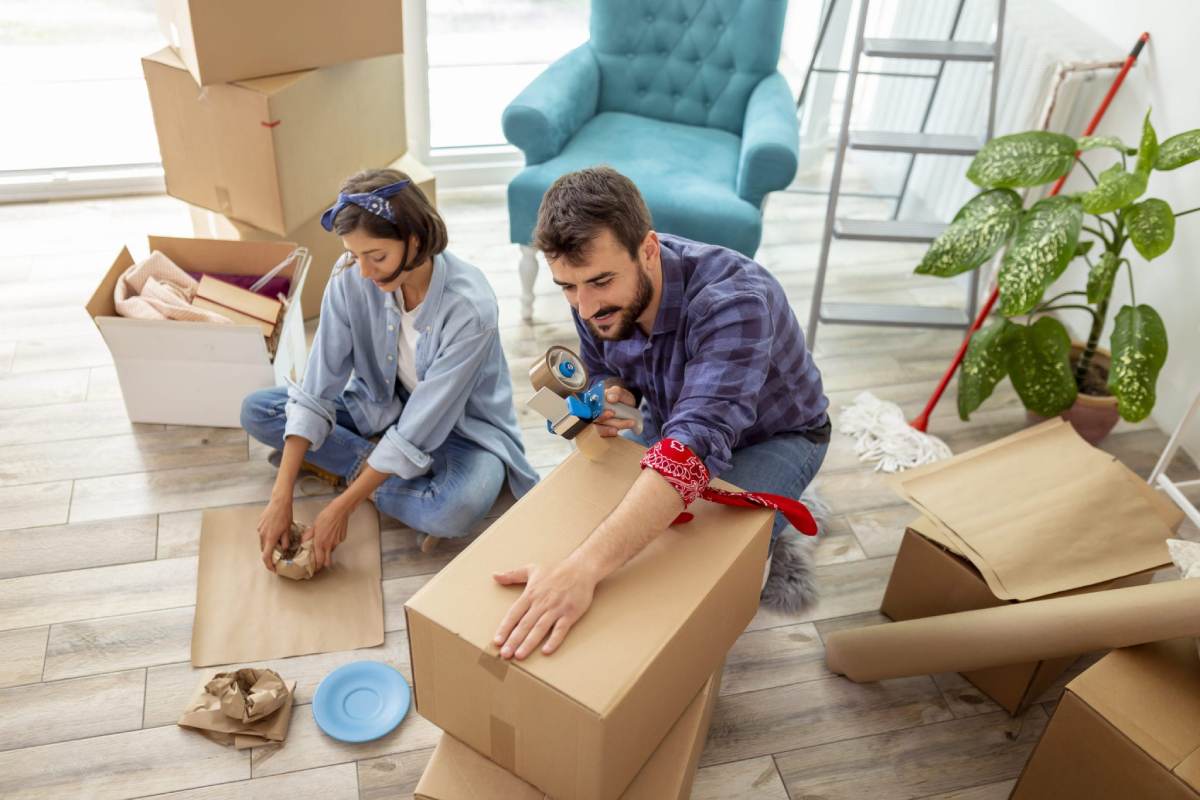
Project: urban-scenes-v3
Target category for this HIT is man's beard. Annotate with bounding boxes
[586,268,654,341]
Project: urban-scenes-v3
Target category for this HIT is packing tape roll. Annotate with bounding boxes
[529,345,589,397]
[825,578,1200,683]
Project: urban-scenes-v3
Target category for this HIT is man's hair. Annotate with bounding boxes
[533,166,651,265]
[331,168,447,266]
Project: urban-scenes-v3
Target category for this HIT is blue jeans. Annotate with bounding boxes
[626,430,828,540]
[241,386,506,538]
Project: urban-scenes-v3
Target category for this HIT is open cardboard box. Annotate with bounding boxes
[881,520,1157,715]
[1011,638,1200,798]
[189,152,437,321]
[404,436,770,800]
[143,47,406,236]
[85,236,309,428]
[155,0,403,86]
[415,669,720,800]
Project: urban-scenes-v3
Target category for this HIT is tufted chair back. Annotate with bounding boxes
[589,0,788,136]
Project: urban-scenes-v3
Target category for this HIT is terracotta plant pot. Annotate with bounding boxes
[1026,343,1120,445]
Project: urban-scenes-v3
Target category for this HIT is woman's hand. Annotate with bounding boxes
[258,495,294,571]
[304,500,353,571]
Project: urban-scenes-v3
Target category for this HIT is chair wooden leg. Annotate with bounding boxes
[518,245,538,322]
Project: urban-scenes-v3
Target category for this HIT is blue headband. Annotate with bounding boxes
[320,179,411,232]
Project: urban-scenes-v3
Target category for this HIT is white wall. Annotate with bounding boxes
[1047,0,1200,460]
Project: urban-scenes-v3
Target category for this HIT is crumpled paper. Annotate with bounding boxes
[273,523,317,580]
[1167,538,1200,658]
[206,668,289,723]
[178,669,296,749]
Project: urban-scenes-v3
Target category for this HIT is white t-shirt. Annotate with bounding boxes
[394,291,421,393]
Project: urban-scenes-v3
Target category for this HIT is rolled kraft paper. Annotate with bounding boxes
[826,578,1200,683]
[205,668,290,722]
[529,345,590,397]
[272,523,317,580]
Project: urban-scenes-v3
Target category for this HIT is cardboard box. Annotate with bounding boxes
[188,152,436,321]
[155,0,403,86]
[85,236,309,428]
[414,670,720,800]
[143,47,406,236]
[404,438,771,800]
[881,520,1155,714]
[1012,638,1200,799]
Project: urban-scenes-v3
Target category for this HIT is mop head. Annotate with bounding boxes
[839,391,952,473]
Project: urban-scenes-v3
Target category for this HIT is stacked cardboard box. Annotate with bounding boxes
[143,1,434,320]
[404,432,772,799]
[1012,638,1200,798]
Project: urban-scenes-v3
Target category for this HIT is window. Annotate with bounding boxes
[0,0,162,172]
[425,0,588,150]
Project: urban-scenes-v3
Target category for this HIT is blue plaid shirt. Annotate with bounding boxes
[573,234,828,477]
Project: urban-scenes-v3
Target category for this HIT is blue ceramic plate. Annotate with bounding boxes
[312,661,410,743]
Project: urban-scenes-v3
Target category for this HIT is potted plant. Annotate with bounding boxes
[915,110,1200,443]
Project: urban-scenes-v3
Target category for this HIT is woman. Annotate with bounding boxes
[241,168,537,572]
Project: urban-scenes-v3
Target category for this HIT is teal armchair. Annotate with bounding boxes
[503,0,798,320]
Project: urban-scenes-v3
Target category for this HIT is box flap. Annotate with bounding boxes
[405,438,766,717]
[148,236,299,278]
[892,419,1179,600]
[1070,638,1200,780]
[86,246,136,321]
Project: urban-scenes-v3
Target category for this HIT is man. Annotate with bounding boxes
[493,166,829,661]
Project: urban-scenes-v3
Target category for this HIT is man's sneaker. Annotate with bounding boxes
[267,450,344,489]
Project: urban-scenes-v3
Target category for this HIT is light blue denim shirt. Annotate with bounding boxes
[284,250,538,498]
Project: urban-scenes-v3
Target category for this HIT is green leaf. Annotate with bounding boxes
[1079,163,1147,214]
[1074,239,1095,257]
[957,319,1015,420]
[1108,304,1168,422]
[1006,317,1078,416]
[1126,198,1176,261]
[998,196,1083,315]
[967,131,1077,188]
[1077,135,1136,155]
[915,189,1022,277]
[1156,129,1200,171]
[1135,110,1159,176]
[1086,251,1121,304]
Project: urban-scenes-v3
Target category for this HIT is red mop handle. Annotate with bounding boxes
[910,32,1150,433]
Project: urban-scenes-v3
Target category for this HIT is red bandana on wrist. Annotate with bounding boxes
[640,438,818,535]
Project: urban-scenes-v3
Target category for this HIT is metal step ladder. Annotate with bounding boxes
[802,0,1006,346]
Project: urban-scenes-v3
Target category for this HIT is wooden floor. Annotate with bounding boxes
[0,181,1196,800]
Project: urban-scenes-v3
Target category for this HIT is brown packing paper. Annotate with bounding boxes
[192,498,383,666]
[178,673,297,745]
[206,668,289,722]
[272,523,318,580]
[890,419,1181,600]
[415,670,721,800]
[827,578,1200,682]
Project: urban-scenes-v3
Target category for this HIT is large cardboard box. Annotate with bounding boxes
[188,153,436,321]
[143,47,406,236]
[155,0,403,86]
[414,670,720,800]
[404,437,771,800]
[85,236,309,428]
[881,520,1155,714]
[1011,638,1200,799]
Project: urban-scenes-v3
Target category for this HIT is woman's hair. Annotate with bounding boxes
[331,168,447,270]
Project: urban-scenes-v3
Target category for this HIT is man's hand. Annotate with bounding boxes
[304,500,352,571]
[594,385,638,438]
[492,557,600,659]
[258,495,294,572]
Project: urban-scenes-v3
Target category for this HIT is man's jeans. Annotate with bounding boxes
[241,386,506,538]
[627,430,828,540]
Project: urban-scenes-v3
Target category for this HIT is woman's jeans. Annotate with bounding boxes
[241,386,505,538]
[626,430,828,540]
